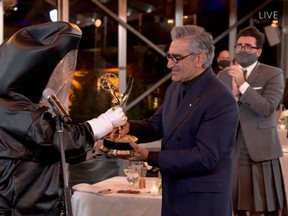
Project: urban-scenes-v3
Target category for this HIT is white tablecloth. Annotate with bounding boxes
[71,176,162,216]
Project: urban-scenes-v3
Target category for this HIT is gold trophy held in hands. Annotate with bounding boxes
[99,73,137,158]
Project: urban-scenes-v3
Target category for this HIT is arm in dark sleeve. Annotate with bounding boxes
[129,105,163,143]
[26,109,95,164]
[147,151,159,167]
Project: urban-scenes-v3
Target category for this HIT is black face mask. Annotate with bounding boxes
[218,60,231,69]
[235,52,258,68]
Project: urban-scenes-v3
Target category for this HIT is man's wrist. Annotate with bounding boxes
[239,81,249,94]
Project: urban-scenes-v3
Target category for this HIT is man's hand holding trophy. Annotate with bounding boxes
[99,73,137,158]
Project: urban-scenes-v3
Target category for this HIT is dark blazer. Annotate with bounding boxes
[218,62,284,161]
[129,68,239,216]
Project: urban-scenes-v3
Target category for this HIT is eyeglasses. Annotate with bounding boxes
[235,44,258,52]
[165,52,195,64]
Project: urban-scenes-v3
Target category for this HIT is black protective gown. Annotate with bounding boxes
[0,22,95,215]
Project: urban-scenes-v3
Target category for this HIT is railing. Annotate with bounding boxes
[91,0,275,111]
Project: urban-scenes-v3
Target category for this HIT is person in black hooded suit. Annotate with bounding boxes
[0,21,127,216]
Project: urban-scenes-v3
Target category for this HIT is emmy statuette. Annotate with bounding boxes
[99,73,137,158]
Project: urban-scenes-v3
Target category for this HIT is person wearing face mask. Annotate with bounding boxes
[217,26,285,216]
[213,49,231,74]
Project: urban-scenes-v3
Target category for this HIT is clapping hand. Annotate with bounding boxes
[232,78,240,97]
[227,65,246,87]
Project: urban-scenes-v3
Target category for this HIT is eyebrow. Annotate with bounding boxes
[237,43,256,46]
[167,52,185,56]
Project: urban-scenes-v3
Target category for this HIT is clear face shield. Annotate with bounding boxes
[40,50,78,111]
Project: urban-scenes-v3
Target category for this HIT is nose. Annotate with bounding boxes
[167,58,174,69]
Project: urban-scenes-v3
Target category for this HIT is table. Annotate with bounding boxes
[71,176,162,216]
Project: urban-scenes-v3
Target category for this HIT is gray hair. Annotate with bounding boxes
[170,25,215,69]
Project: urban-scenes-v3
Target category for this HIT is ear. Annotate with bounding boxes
[196,53,206,68]
[256,48,262,57]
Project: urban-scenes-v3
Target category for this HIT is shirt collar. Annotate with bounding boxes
[243,61,258,78]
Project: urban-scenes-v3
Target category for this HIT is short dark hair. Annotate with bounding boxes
[237,26,265,48]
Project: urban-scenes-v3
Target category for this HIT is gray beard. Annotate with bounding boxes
[235,52,258,68]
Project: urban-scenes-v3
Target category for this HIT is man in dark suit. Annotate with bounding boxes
[217,26,285,216]
[116,25,239,216]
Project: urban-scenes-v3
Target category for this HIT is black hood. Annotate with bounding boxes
[0,21,82,103]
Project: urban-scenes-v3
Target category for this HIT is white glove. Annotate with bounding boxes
[104,107,127,127]
[86,107,127,139]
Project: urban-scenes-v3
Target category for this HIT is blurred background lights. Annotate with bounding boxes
[94,19,102,28]
[49,9,57,22]
[271,20,278,27]
[167,19,174,24]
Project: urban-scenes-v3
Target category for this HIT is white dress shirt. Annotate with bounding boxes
[239,61,258,94]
